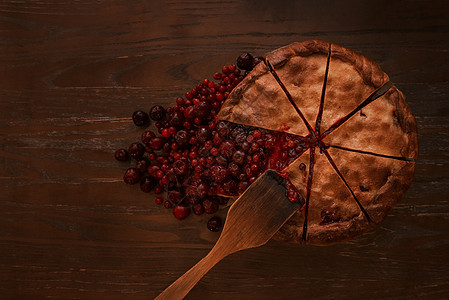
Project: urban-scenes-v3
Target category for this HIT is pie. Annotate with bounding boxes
[218,40,418,245]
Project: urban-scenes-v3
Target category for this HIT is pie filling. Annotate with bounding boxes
[116,40,417,242]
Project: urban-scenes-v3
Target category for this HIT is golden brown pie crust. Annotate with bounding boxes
[218,40,418,245]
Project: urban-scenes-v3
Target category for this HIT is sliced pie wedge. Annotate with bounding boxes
[217,40,418,245]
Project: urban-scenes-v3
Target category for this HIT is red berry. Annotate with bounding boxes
[141,130,156,145]
[132,110,150,127]
[123,168,141,185]
[128,142,145,159]
[253,129,262,139]
[155,197,163,205]
[215,92,224,101]
[149,137,164,150]
[210,147,219,156]
[156,170,164,179]
[207,216,222,232]
[149,105,166,121]
[161,128,170,138]
[192,203,204,215]
[176,97,185,105]
[173,205,190,220]
[114,148,129,161]
[202,199,219,214]
[140,176,156,192]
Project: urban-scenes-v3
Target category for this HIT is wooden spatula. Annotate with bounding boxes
[155,169,301,300]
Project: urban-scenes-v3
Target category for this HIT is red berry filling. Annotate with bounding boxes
[116,56,305,230]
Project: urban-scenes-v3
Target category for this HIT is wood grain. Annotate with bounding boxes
[1,0,448,299]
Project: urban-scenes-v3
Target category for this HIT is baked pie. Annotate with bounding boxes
[218,40,418,245]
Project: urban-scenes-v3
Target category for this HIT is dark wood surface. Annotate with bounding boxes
[1,1,448,299]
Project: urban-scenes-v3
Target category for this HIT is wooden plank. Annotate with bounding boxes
[1,0,448,299]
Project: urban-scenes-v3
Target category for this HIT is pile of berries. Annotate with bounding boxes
[115,53,303,232]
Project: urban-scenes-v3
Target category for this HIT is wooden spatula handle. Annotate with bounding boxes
[155,247,228,300]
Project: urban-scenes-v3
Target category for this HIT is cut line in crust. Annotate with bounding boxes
[329,145,416,162]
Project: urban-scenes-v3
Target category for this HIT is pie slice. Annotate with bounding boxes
[218,40,418,245]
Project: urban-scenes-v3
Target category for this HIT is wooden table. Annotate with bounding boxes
[1,1,448,299]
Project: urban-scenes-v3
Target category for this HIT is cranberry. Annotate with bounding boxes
[183,105,195,120]
[241,141,250,151]
[219,140,235,157]
[198,157,207,166]
[228,162,240,176]
[149,105,166,121]
[162,142,171,153]
[204,140,213,149]
[197,182,209,198]
[155,197,163,205]
[210,165,228,183]
[253,129,262,139]
[123,168,141,184]
[161,128,171,138]
[136,158,150,173]
[173,159,189,175]
[114,148,129,161]
[168,190,183,205]
[196,126,211,144]
[213,132,223,145]
[215,155,227,166]
[232,150,245,165]
[168,111,185,127]
[194,117,202,125]
[176,97,185,105]
[140,176,156,193]
[223,179,237,194]
[194,101,211,119]
[154,186,164,194]
[235,132,247,144]
[210,147,219,156]
[141,130,156,145]
[175,130,189,147]
[288,185,300,203]
[173,205,190,220]
[149,137,164,150]
[192,203,204,215]
[207,216,222,232]
[202,198,219,214]
[216,121,230,137]
[128,142,145,159]
[252,153,260,162]
[132,110,150,126]
[215,92,224,101]
[238,181,249,194]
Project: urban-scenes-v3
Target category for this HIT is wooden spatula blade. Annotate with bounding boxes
[218,169,301,251]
